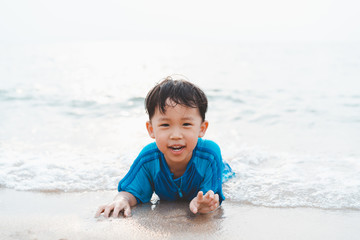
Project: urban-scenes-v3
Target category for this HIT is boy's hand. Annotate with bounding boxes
[95,192,136,218]
[189,190,220,214]
[95,197,132,218]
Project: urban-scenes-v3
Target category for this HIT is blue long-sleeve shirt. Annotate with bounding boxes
[118,138,232,203]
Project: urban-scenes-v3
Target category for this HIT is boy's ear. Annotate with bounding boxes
[146,121,155,139]
[198,120,209,138]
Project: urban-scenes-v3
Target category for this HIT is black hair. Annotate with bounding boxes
[145,76,208,121]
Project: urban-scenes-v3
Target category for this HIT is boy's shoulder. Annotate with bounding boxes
[195,138,222,160]
[139,142,160,157]
[135,142,161,164]
[192,139,224,179]
[197,138,220,148]
[196,138,221,152]
[140,141,159,154]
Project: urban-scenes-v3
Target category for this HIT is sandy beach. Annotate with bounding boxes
[1,189,359,240]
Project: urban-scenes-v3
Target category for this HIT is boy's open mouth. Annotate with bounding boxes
[169,146,185,152]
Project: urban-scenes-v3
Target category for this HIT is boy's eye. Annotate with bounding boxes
[183,123,192,126]
[160,124,169,127]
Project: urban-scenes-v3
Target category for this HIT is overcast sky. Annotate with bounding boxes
[1,0,359,44]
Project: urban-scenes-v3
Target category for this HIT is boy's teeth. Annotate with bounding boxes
[171,146,183,151]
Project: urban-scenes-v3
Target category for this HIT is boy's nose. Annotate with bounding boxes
[170,128,183,139]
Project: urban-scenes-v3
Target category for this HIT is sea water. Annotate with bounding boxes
[0,41,359,210]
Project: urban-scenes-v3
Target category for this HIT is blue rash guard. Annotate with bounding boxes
[118,138,233,204]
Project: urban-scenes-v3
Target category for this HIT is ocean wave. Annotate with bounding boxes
[0,87,145,119]
[0,156,128,193]
[223,152,360,210]
[1,142,359,210]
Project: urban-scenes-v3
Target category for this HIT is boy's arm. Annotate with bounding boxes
[95,191,137,218]
[189,190,220,214]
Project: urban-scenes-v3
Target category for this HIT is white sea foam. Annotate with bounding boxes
[223,148,360,210]
[0,141,135,192]
[1,139,359,210]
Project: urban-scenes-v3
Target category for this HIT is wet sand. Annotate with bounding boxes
[1,189,360,240]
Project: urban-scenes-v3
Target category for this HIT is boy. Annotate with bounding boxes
[96,76,232,218]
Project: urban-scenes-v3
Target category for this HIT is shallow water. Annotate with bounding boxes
[0,41,359,209]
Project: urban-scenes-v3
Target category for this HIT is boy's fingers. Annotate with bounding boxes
[190,205,198,214]
[203,190,214,202]
[189,198,199,214]
[103,204,114,218]
[207,190,215,199]
[210,194,220,210]
[112,204,122,218]
[124,204,132,217]
[215,193,219,203]
[197,191,204,201]
[95,205,105,218]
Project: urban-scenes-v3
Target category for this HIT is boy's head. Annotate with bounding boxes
[145,76,209,166]
[145,76,208,122]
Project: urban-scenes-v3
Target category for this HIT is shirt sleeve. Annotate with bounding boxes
[196,139,226,203]
[199,160,225,204]
[118,158,154,204]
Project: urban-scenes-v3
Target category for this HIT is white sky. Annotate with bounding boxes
[0,0,359,43]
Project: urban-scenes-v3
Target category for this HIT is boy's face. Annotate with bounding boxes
[146,100,208,167]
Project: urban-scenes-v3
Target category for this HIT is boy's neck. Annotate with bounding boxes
[165,157,191,179]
